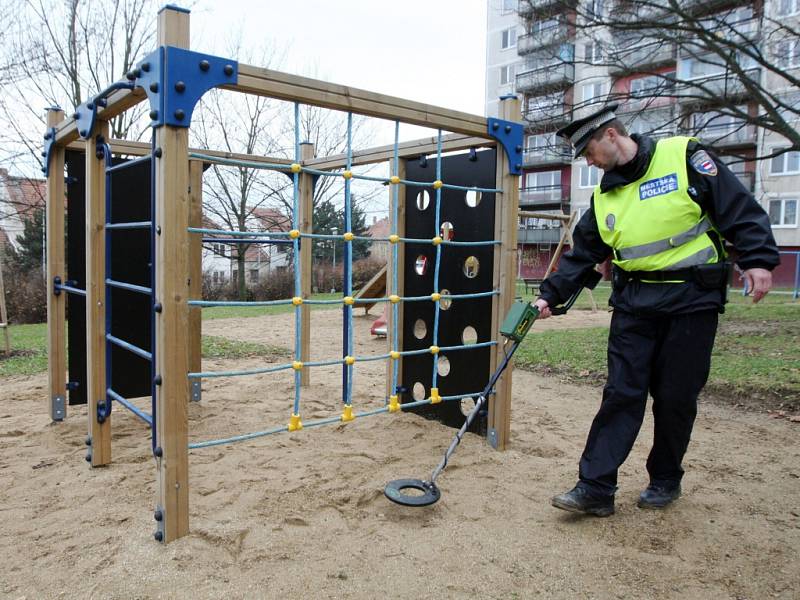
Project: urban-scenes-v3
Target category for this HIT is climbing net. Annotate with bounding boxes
[186,105,504,449]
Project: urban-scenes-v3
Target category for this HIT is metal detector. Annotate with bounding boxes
[384,270,602,507]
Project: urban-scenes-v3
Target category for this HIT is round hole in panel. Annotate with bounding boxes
[413,319,427,340]
[414,255,428,276]
[460,397,476,416]
[416,190,430,211]
[437,355,451,377]
[462,326,478,345]
[465,190,482,208]
[413,382,426,401]
[463,256,480,279]
[439,288,452,311]
[440,221,454,241]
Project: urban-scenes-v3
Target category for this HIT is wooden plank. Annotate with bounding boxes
[386,159,406,400]
[229,66,488,137]
[0,248,9,354]
[518,210,571,222]
[154,4,190,544]
[85,120,111,465]
[307,134,493,171]
[354,265,386,314]
[488,97,521,452]
[45,109,66,415]
[299,143,314,387]
[188,161,203,391]
[543,211,576,278]
[52,88,147,148]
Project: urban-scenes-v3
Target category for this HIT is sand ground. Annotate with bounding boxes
[0,309,798,599]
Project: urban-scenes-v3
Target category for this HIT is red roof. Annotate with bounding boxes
[1,169,46,219]
[251,207,291,232]
[367,216,390,239]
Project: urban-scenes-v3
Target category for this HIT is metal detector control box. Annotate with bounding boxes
[499,301,539,343]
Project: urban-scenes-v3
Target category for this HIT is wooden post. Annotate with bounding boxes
[154,4,191,543]
[188,160,203,399]
[0,245,9,354]
[45,108,66,419]
[85,120,112,465]
[488,97,521,451]
[299,142,314,387]
[386,159,406,400]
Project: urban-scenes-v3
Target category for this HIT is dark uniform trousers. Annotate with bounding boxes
[578,308,719,497]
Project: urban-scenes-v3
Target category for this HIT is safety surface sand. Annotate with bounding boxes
[0,309,798,599]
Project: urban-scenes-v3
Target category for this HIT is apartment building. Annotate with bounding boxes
[486,0,800,285]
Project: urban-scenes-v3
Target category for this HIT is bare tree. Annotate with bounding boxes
[517,0,800,161]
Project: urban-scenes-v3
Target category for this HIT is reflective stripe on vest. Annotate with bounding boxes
[594,136,721,273]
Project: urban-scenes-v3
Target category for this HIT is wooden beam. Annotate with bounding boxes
[52,88,147,148]
[227,65,489,137]
[299,142,314,387]
[45,108,67,420]
[154,4,190,544]
[518,210,571,222]
[85,120,111,465]
[188,161,203,399]
[488,97,521,452]
[0,247,9,354]
[386,159,406,400]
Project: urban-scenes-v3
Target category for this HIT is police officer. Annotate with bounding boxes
[536,103,779,516]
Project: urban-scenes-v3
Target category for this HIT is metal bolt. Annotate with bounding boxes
[87,102,94,110]
[224,64,234,76]
[516,145,522,152]
[154,509,163,522]
[492,122,499,130]
[44,132,52,140]
[156,226,161,235]
[154,147,163,158]
[174,109,185,121]
[149,82,159,93]
[154,302,162,313]
[505,125,512,133]
[85,452,92,462]
[95,150,103,159]
[97,98,107,107]
[79,130,88,138]
[174,81,186,93]
[149,110,159,121]
[515,163,521,171]
[154,446,163,458]
[85,436,92,446]
[154,531,163,542]
[154,375,163,385]
[141,62,151,72]
[41,151,46,157]
[199,60,210,72]
[73,112,80,120]
[126,70,136,81]
[132,68,141,78]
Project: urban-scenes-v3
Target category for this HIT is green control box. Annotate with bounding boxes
[499,301,539,342]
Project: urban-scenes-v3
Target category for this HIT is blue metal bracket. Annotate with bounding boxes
[42,127,57,176]
[487,118,524,176]
[134,46,238,129]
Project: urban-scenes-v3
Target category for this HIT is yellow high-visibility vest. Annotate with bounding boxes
[594,136,722,273]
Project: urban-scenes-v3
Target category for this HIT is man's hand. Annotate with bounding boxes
[533,298,552,319]
[741,267,772,303]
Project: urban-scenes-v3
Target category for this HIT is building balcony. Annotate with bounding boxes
[688,123,757,148]
[518,0,578,17]
[523,101,572,129]
[517,24,569,54]
[676,68,761,105]
[522,145,572,167]
[608,42,676,75]
[680,0,749,16]
[518,227,563,244]
[520,184,566,208]
[516,63,574,94]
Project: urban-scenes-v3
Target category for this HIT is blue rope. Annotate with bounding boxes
[431,130,444,390]
[292,102,302,418]
[344,112,354,406]
[390,120,400,406]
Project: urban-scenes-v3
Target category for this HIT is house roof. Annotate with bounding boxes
[0,168,47,220]
[367,216,390,239]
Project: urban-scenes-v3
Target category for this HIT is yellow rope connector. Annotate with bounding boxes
[341,404,355,422]
[432,236,442,246]
[344,355,355,366]
[289,229,300,239]
[390,350,400,360]
[431,292,441,302]
[389,294,400,304]
[388,395,400,412]
[292,296,303,306]
[343,170,353,179]
[290,163,302,173]
[430,345,440,354]
[389,234,400,244]
[343,296,355,305]
[343,232,354,242]
[432,180,443,190]
[430,387,442,404]
[288,413,303,431]
[292,361,303,371]
[389,175,400,184]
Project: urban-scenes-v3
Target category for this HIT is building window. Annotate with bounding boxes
[584,42,603,64]
[501,27,517,50]
[775,39,800,69]
[581,81,607,106]
[768,198,798,226]
[212,243,226,257]
[777,0,800,16]
[249,269,259,282]
[502,0,516,13]
[500,64,515,85]
[530,18,559,36]
[587,0,605,18]
[579,165,601,187]
[770,148,800,175]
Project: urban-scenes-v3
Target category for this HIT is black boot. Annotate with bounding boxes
[551,485,615,517]
[638,483,681,509]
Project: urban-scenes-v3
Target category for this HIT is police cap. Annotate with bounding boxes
[556,102,620,158]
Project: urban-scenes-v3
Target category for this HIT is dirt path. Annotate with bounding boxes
[1,310,797,599]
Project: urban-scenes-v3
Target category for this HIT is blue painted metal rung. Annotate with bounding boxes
[105,279,152,295]
[105,221,152,230]
[107,388,153,426]
[106,155,152,174]
[106,334,152,361]
[53,277,87,297]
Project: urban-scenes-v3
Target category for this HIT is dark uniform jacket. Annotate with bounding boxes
[538,135,780,316]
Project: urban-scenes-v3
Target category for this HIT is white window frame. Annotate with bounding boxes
[581,81,607,104]
[525,170,560,189]
[769,147,800,175]
[501,27,517,50]
[502,0,516,14]
[584,42,603,64]
[774,39,800,69]
[499,64,515,86]
[579,165,601,188]
[768,197,798,227]
[777,0,800,17]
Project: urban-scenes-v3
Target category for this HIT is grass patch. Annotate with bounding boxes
[202,335,290,361]
[516,327,609,380]
[0,323,48,377]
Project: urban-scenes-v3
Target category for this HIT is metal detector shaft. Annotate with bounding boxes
[429,339,522,486]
